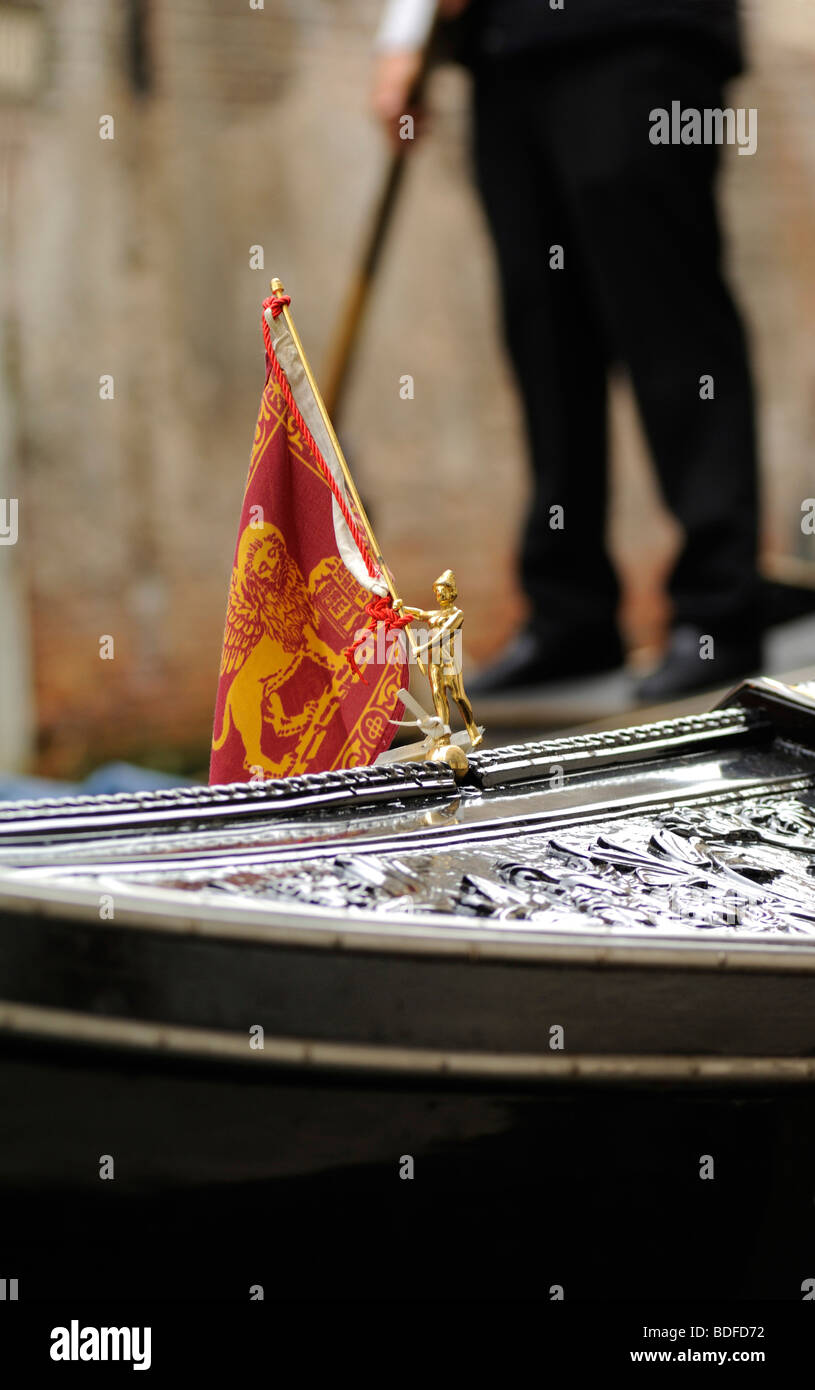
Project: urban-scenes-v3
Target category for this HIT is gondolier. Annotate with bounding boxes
[373,0,761,700]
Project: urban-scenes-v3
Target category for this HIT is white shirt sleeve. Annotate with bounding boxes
[375,0,436,52]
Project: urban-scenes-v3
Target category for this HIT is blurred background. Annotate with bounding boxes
[1,0,815,784]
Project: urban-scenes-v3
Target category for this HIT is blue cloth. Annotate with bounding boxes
[0,762,194,802]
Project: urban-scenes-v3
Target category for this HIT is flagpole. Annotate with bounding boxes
[270,277,395,591]
[270,278,423,667]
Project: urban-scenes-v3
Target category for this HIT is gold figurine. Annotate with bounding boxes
[399,570,483,752]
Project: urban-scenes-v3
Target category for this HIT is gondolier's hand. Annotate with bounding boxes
[371,48,425,149]
[372,0,472,149]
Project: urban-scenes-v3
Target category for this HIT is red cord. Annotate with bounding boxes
[344,595,414,682]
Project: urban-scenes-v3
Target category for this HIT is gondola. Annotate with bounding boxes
[2,676,815,1188]
[4,676,815,1300]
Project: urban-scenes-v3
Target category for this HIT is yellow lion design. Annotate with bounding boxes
[212,523,346,773]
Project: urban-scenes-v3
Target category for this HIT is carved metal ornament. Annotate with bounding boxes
[113,792,815,938]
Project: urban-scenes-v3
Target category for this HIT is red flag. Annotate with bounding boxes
[210,295,408,783]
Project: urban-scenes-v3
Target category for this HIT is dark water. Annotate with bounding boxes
[3,1059,814,1301]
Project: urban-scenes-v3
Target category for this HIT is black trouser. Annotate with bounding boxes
[472,38,760,643]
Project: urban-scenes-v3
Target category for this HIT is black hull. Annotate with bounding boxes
[3,1034,815,1302]
[3,910,815,1078]
[3,677,815,1298]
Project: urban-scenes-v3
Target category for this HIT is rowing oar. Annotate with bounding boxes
[320,9,441,424]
